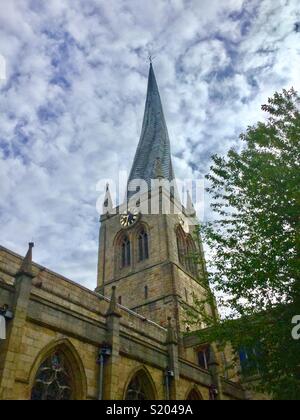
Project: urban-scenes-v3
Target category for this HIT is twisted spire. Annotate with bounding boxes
[128,63,175,197]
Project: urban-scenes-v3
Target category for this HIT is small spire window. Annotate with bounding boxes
[121,237,131,268]
[176,227,186,267]
[138,230,149,262]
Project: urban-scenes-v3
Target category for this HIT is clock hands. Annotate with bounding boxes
[120,208,139,228]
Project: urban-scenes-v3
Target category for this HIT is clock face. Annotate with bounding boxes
[120,208,139,228]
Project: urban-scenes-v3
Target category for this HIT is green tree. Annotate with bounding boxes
[196,89,300,400]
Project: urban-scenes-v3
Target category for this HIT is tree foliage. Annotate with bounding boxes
[196,89,300,400]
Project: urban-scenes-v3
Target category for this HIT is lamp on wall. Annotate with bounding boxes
[0,305,14,320]
[209,384,218,401]
[0,305,14,340]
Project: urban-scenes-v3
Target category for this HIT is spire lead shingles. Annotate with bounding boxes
[128,64,175,193]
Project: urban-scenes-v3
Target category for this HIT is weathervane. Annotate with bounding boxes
[148,52,156,64]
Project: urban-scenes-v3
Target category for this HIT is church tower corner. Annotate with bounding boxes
[97,63,215,335]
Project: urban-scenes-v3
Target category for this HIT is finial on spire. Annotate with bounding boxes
[127,55,176,199]
[148,53,156,65]
[17,242,34,277]
[103,183,114,215]
[106,286,121,318]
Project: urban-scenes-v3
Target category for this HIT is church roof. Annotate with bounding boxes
[128,63,175,192]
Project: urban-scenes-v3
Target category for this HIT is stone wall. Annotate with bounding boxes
[0,245,246,400]
[97,206,213,334]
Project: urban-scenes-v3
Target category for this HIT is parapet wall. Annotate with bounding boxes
[0,245,167,346]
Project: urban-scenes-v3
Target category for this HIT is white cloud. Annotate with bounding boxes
[0,0,299,289]
[182,40,230,78]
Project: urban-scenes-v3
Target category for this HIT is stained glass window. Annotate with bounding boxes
[125,376,147,400]
[31,352,73,400]
[125,370,156,400]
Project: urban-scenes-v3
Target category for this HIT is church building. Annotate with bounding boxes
[0,64,248,400]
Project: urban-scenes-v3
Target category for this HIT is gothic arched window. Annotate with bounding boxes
[176,226,187,267]
[125,375,147,400]
[186,388,203,400]
[138,230,149,262]
[121,237,131,268]
[31,351,73,400]
[197,345,211,370]
[125,370,156,400]
[186,236,198,278]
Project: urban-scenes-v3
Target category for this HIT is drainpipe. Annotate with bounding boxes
[208,346,224,401]
[166,318,179,400]
[98,352,105,401]
[165,372,169,400]
[97,343,112,400]
[165,369,174,400]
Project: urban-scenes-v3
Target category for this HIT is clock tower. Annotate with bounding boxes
[96,63,215,334]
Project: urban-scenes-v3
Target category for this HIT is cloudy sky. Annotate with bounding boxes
[0,0,299,289]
